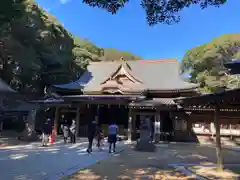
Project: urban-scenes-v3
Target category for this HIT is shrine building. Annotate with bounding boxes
[38,59,199,141]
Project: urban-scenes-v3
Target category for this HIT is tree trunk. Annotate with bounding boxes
[214,106,223,171]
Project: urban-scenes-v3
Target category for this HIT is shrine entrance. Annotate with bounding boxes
[98,105,128,127]
[161,111,174,133]
[160,111,174,141]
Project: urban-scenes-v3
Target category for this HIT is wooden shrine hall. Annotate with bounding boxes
[33,59,200,141]
[176,88,240,137]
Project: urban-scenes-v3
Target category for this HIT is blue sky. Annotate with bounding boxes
[36,0,240,60]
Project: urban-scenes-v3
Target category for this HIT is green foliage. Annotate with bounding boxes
[82,0,227,25]
[0,0,141,95]
[0,0,81,95]
[72,37,141,61]
[102,48,141,61]
[0,0,26,28]
[181,34,240,93]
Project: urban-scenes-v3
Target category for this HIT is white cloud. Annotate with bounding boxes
[59,0,72,4]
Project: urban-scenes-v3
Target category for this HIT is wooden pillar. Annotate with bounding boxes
[54,107,60,135]
[128,108,132,142]
[186,114,192,136]
[214,106,223,171]
[96,105,100,123]
[157,110,161,132]
[76,108,80,137]
[132,110,136,140]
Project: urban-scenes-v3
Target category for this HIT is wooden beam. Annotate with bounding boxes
[214,106,224,171]
[76,108,80,137]
[54,107,60,135]
[183,106,240,112]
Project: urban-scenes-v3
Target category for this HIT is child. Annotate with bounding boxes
[96,126,104,149]
[49,126,56,144]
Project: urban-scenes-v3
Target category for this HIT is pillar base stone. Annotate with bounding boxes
[135,139,156,152]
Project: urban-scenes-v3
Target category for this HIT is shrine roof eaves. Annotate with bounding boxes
[175,88,240,105]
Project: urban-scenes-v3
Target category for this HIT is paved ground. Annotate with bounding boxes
[0,139,126,180]
[66,144,240,180]
[0,139,239,180]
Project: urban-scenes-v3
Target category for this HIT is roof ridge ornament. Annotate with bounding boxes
[120,57,132,71]
[100,56,143,86]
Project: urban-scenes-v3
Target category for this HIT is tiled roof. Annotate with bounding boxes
[53,59,198,92]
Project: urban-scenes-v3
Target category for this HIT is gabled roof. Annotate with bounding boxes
[53,59,198,93]
[101,62,142,84]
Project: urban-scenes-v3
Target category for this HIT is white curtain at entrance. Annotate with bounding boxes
[154,115,160,134]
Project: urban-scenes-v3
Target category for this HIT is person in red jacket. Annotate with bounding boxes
[49,126,56,144]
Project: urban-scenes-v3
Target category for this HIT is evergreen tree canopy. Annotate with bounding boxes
[0,0,140,96]
[83,0,227,25]
[181,34,240,92]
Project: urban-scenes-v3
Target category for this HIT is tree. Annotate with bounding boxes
[0,0,141,97]
[181,34,240,93]
[181,34,240,171]
[83,0,227,25]
[0,0,27,28]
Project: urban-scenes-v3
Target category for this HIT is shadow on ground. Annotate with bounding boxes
[66,144,240,180]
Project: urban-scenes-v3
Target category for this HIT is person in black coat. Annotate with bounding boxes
[86,117,97,153]
[42,118,52,146]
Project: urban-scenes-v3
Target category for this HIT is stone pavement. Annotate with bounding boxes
[66,143,240,180]
[0,139,126,180]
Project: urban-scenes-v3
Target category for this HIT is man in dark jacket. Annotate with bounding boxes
[70,119,76,143]
[42,118,52,146]
[86,117,97,153]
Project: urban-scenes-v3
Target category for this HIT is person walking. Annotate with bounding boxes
[70,119,76,143]
[108,121,118,153]
[86,116,97,154]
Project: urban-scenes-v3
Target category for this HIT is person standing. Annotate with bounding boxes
[49,126,56,144]
[42,118,52,146]
[70,119,76,143]
[86,116,97,153]
[61,119,69,144]
[108,121,118,153]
